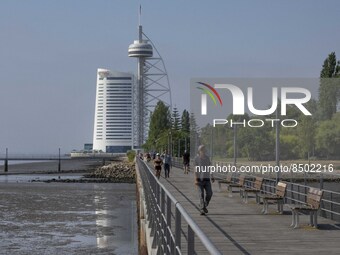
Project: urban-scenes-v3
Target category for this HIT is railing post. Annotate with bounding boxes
[156,181,160,204]
[166,196,171,225]
[4,148,8,172]
[161,189,165,214]
[175,206,181,252]
[319,173,324,190]
[161,189,165,244]
[291,183,295,203]
[166,196,171,254]
[187,225,195,255]
[58,148,61,172]
[330,193,333,220]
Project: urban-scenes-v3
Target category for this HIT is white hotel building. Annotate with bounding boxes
[92,69,133,153]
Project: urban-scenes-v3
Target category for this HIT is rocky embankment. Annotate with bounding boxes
[85,161,136,183]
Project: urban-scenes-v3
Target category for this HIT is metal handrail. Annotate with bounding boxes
[136,158,221,255]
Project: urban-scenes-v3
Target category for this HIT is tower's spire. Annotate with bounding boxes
[138,5,142,42]
[139,5,141,26]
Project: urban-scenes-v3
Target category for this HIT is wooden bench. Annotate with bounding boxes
[240,176,264,203]
[288,188,323,229]
[217,173,233,191]
[258,182,287,214]
[226,174,246,196]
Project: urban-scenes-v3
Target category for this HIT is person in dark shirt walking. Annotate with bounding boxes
[163,150,172,178]
[194,145,215,215]
[182,150,190,174]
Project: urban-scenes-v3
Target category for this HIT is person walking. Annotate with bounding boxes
[153,153,163,179]
[182,150,190,174]
[194,145,215,215]
[163,150,172,178]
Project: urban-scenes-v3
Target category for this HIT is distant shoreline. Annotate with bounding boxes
[0,159,136,184]
[0,159,103,175]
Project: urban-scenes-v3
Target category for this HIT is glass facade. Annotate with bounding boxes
[106,145,131,153]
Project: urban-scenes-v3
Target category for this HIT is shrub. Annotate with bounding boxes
[127,150,136,162]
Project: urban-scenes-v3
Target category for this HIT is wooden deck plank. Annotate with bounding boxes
[152,164,340,254]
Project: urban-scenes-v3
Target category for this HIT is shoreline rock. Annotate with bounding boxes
[84,161,136,183]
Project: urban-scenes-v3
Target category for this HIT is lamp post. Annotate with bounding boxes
[275,105,280,183]
[168,132,170,154]
[171,132,173,156]
[155,137,161,153]
[233,125,237,167]
[178,139,180,158]
[168,131,172,155]
[210,127,214,161]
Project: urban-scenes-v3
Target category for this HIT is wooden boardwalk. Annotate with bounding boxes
[157,165,340,254]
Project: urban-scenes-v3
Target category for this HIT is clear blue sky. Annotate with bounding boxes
[0,0,339,153]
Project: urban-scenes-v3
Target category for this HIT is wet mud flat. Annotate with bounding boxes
[0,182,137,255]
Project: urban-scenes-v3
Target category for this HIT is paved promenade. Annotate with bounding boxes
[157,165,340,254]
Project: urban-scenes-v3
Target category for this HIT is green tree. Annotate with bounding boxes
[237,116,275,161]
[190,112,199,156]
[179,109,190,154]
[297,99,318,159]
[320,52,339,78]
[145,101,171,150]
[315,113,340,158]
[280,134,300,160]
[181,110,190,134]
[171,106,181,131]
[319,52,340,119]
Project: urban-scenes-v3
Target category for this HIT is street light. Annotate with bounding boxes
[275,104,280,183]
[233,125,237,167]
[168,131,172,155]
[178,139,181,158]
[155,137,161,152]
[210,127,214,161]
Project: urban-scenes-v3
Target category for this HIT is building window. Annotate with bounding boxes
[106,77,132,80]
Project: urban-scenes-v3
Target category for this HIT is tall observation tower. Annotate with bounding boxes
[128,7,172,149]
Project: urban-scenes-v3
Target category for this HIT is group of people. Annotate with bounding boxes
[152,149,190,177]
[151,145,214,216]
[153,150,172,179]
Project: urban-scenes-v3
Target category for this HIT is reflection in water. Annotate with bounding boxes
[0,176,137,254]
[94,192,110,249]
[93,185,138,254]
